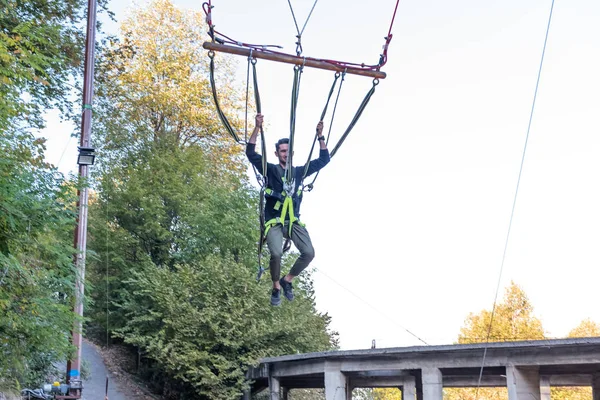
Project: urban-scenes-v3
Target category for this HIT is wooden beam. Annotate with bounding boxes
[203,42,387,80]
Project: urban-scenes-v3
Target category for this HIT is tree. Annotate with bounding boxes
[567,319,600,338]
[444,282,545,400]
[0,0,109,131]
[87,143,337,398]
[93,0,245,175]
[457,282,545,344]
[0,131,77,389]
[373,388,402,400]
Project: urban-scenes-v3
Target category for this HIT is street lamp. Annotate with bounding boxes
[77,146,96,166]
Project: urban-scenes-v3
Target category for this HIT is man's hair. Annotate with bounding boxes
[275,138,289,152]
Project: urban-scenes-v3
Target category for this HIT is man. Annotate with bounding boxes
[246,114,330,306]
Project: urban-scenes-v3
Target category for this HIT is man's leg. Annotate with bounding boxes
[288,224,315,276]
[266,225,284,306]
[279,223,315,301]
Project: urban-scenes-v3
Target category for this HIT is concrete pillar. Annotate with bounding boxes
[506,366,541,400]
[241,389,251,400]
[402,376,417,400]
[269,375,281,400]
[421,368,443,400]
[540,376,551,400]
[325,361,349,400]
[592,374,600,400]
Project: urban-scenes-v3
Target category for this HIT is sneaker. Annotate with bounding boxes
[279,278,294,301]
[271,288,281,306]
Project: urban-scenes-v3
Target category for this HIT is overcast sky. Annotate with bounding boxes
[40,0,600,350]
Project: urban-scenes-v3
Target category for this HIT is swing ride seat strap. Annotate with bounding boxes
[208,51,242,143]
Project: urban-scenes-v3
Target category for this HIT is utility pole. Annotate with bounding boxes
[66,0,98,396]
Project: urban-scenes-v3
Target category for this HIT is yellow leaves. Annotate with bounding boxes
[373,388,402,400]
[457,282,545,344]
[568,319,600,338]
[99,0,247,175]
[111,0,221,134]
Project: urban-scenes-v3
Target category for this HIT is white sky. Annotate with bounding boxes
[40,0,600,350]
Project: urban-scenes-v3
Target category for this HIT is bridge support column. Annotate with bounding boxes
[507,366,540,400]
[325,361,349,400]
[269,375,281,400]
[402,376,417,400]
[422,368,443,400]
[592,374,600,400]
[540,376,551,400]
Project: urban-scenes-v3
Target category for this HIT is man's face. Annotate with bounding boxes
[275,143,289,166]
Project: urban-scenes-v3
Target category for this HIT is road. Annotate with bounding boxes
[82,340,129,400]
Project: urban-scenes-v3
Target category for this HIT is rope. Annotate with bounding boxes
[304,71,347,191]
[474,0,556,397]
[244,52,252,143]
[286,0,301,40]
[284,65,304,190]
[378,0,401,68]
[286,0,319,55]
[329,78,379,158]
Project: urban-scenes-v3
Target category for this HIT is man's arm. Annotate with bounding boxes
[246,114,265,172]
[304,120,330,177]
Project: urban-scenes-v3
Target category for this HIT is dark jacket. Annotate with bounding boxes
[246,143,330,222]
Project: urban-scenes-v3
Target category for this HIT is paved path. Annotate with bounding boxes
[82,340,129,400]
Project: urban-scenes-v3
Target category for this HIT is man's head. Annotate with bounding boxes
[275,138,290,166]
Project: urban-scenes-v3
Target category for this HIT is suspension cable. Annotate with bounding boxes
[474,0,556,397]
[286,0,320,55]
[329,78,379,158]
[303,72,346,191]
[378,0,401,69]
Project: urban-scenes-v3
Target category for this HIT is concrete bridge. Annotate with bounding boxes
[248,338,600,400]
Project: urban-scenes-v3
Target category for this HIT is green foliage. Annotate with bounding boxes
[0,131,77,388]
[0,0,109,131]
[115,258,332,399]
[353,388,374,400]
[86,142,336,398]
